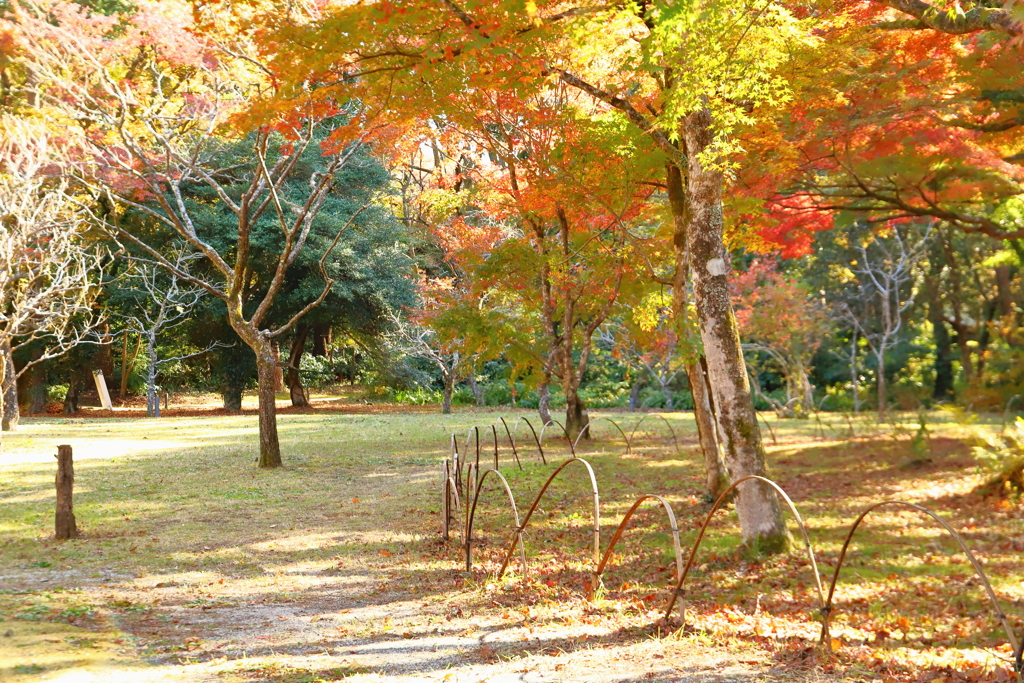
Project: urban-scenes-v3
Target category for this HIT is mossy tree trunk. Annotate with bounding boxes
[679,109,787,552]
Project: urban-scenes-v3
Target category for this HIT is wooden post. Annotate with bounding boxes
[55,445,77,540]
[92,370,113,410]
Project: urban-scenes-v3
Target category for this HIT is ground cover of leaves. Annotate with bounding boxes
[0,403,1020,682]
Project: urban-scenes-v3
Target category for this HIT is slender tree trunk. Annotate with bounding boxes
[661,377,674,411]
[680,110,787,553]
[849,332,860,413]
[2,339,19,432]
[467,373,485,407]
[255,344,282,467]
[537,379,552,425]
[120,333,142,400]
[927,288,954,401]
[119,332,129,400]
[995,265,1014,318]
[28,349,47,415]
[687,361,729,499]
[146,333,159,418]
[273,343,283,392]
[441,372,454,415]
[287,325,311,408]
[876,345,887,422]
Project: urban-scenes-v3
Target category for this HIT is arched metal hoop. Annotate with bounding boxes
[573,416,632,455]
[498,417,524,470]
[820,500,1022,668]
[465,468,527,575]
[594,494,684,605]
[440,460,462,544]
[496,457,600,591]
[540,419,576,457]
[511,416,545,464]
[628,414,680,453]
[663,475,825,621]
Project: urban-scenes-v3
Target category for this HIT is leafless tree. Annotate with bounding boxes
[120,249,229,417]
[389,313,475,415]
[13,3,370,465]
[837,225,932,421]
[0,117,104,431]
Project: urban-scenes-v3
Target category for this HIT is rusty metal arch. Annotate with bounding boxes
[479,423,500,471]
[511,416,546,464]
[465,467,528,576]
[628,414,680,453]
[573,416,632,455]
[663,475,825,621]
[819,500,1021,668]
[450,433,462,491]
[496,457,601,591]
[540,419,576,457]
[498,417,524,470]
[440,459,463,544]
[594,494,684,604]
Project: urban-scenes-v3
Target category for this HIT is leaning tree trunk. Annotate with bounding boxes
[687,360,729,499]
[680,109,787,553]
[287,325,311,408]
[666,164,730,501]
[467,373,485,407]
[537,379,552,425]
[2,339,19,431]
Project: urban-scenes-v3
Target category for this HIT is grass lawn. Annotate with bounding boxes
[0,404,1021,682]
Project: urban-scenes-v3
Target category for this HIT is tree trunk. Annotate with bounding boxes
[661,378,674,411]
[441,372,454,415]
[311,325,330,357]
[687,360,729,499]
[467,373,485,407]
[273,343,283,392]
[287,325,311,408]
[666,164,733,504]
[680,110,787,553]
[255,345,282,467]
[54,445,78,540]
[537,380,552,425]
[63,376,79,414]
[995,265,1014,318]
[2,339,19,431]
[927,284,954,401]
[629,375,645,412]
[146,333,159,418]
[28,350,48,415]
[876,345,887,422]
[120,333,142,400]
[564,385,590,442]
[223,386,243,412]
